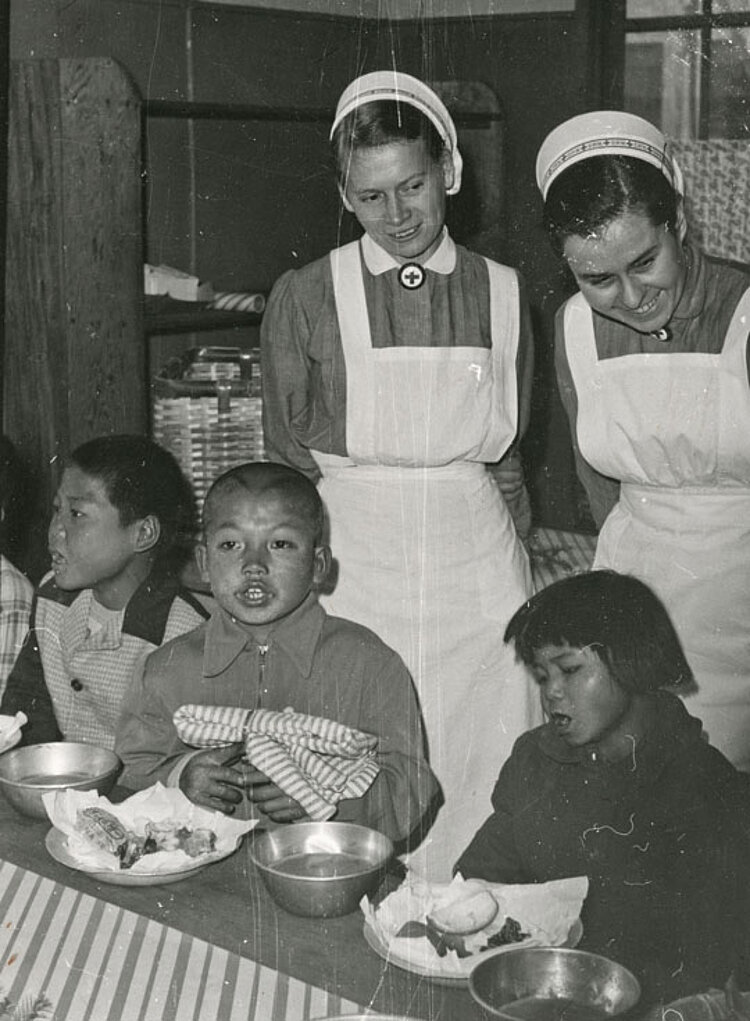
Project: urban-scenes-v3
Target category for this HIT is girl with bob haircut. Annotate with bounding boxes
[505,568,692,695]
[456,570,750,1012]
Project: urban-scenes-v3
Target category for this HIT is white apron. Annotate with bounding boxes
[313,240,537,880]
[565,290,750,768]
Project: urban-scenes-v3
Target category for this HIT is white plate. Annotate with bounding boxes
[45,827,241,886]
[362,917,583,987]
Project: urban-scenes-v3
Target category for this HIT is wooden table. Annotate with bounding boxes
[0,790,486,1020]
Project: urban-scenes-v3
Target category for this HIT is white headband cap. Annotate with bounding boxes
[330,70,463,195]
[535,110,684,201]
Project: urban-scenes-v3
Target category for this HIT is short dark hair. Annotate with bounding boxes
[331,100,446,186]
[203,461,325,544]
[69,434,196,575]
[504,570,692,693]
[543,156,679,256]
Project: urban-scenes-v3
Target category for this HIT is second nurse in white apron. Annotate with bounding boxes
[537,111,750,770]
[261,70,538,878]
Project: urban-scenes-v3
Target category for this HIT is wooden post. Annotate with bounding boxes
[0,0,9,428]
[4,58,145,580]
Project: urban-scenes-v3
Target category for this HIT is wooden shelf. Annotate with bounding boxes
[144,296,263,336]
[144,99,502,128]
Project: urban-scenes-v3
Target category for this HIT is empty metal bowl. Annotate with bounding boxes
[0,742,121,819]
[249,821,393,918]
[469,946,641,1020]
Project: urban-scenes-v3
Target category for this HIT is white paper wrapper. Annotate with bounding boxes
[361,873,589,976]
[0,712,27,755]
[42,783,256,874]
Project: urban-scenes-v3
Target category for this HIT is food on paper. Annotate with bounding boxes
[427,886,499,934]
[74,806,218,869]
[144,820,217,858]
[43,783,254,875]
[361,873,588,978]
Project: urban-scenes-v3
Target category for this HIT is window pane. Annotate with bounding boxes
[711,2,750,13]
[627,0,700,15]
[708,27,750,137]
[625,29,700,138]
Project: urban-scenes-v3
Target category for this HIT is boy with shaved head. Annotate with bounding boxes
[116,461,437,848]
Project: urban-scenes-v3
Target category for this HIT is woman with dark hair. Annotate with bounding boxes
[261,71,537,878]
[536,111,750,770]
[456,570,750,1011]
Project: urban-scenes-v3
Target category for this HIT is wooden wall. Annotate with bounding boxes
[4,58,144,580]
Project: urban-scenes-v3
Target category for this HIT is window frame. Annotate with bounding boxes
[625,1,750,137]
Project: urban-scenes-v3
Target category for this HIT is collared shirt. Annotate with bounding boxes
[0,555,33,699]
[260,231,533,481]
[0,572,211,748]
[555,247,750,526]
[455,691,750,1006]
[116,593,438,845]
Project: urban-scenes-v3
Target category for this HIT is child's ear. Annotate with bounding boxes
[195,540,209,583]
[134,514,160,554]
[312,544,332,587]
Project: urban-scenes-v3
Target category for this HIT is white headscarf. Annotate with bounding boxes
[535,110,684,200]
[330,70,463,196]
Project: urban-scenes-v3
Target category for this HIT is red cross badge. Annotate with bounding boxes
[398,263,425,290]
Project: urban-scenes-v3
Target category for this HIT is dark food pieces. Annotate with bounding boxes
[396,915,529,959]
[75,807,217,869]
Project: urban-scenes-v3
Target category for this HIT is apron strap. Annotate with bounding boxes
[330,241,376,450]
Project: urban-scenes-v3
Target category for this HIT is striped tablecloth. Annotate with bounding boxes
[0,859,363,1021]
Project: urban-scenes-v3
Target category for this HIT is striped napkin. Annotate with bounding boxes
[173,704,380,820]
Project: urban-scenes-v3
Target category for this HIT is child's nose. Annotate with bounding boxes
[242,548,268,573]
[543,670,565,700]
[48,513,64,540]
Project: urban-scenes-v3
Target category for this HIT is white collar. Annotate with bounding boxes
[360,229,456,276]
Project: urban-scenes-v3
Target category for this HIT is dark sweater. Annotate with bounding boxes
[456,691,750,1007]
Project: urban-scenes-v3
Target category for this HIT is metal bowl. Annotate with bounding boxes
[249,821,393,918]
[469,946,641,1020]
[0,742,121,819]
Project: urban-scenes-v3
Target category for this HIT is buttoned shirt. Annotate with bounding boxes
[1,572,210,748]
[0,555,33,699]
[555,246,750,526]
[116,594,438,845]
[260,231,534,481]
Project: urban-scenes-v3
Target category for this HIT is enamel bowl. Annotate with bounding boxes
[469,946,641,1019]
[0,742,121,819]
[249,821,393,918]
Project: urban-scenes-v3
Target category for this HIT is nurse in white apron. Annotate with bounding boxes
[536,111,750,769]
[261,71,539,878]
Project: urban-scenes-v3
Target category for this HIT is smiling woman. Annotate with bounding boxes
[536,109,750,771]
[261,69,538,880]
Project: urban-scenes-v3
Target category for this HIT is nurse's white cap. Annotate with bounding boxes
[330,70,463,195]
[535,110,684,201]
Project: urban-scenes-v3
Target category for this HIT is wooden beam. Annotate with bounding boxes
[575,0,626,109]
[4,58,145,579]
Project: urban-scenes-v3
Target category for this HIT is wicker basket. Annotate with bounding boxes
[152,346,265,507]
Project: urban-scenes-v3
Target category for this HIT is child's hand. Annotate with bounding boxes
[242,766,308,823]
[179,743,246,814]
